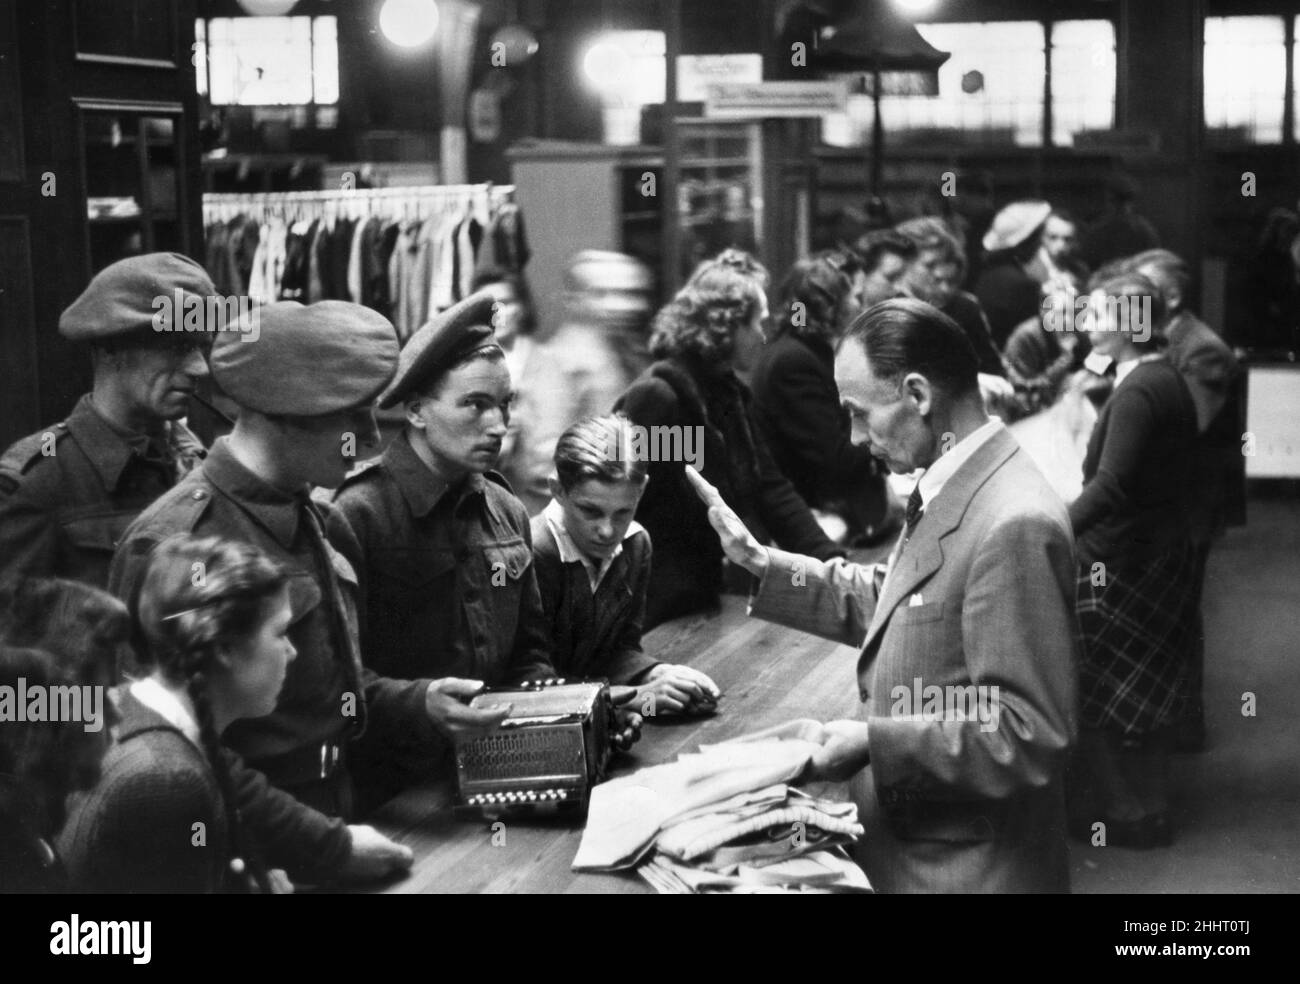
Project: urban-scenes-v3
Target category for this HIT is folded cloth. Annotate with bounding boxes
[699,828,857,870]
[639,849,872,894]
[572,735,821,871]
[656,790,862,862]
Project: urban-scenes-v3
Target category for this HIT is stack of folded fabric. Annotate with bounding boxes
[572,720,871,893]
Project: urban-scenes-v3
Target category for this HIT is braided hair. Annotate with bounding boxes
[135,534,289,894]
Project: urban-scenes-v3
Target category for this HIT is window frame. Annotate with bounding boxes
[198,14,339,108]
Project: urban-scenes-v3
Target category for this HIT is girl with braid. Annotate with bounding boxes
[60,534,297,893]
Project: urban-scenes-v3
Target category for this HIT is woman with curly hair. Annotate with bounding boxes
[59,533,297,892]
[615,253,844,627]
[750,250,895,543]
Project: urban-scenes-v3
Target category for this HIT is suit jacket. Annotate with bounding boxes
[1162,312,1243,540]
[750,427,1078,893]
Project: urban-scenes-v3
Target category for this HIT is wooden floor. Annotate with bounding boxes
[1069,492,1300,893]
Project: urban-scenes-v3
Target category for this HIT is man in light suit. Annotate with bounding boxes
[688,298,1079,893]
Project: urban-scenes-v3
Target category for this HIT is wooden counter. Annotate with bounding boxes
[357,592,869,894]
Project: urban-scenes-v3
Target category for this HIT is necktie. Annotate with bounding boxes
[904,484,924,539]
[300,499,368,736]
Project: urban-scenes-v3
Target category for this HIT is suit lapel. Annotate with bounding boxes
[859,428,1020,657]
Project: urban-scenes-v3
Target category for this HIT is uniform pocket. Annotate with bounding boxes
[483,540,532,583]
[63,512,137,553]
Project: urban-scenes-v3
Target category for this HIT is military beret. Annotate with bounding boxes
[59,252,217,342]
[211,301,399,416]
[379,289,498,409]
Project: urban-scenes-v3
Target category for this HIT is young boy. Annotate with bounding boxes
[532,414,720,716]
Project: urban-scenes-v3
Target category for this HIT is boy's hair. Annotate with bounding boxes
[554,414,650,492]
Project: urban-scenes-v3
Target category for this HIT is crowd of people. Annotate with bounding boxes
[0,182,1243,892]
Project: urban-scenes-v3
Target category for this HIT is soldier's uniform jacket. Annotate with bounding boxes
[329,432,557,803]
[107,437,438,869]
[330,432,557,687]
[0,394,205,589]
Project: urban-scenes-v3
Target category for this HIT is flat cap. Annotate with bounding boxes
[982,200,1051,253]
[379,290,497,409]
[211,301,399,416]
[59,252,216,342]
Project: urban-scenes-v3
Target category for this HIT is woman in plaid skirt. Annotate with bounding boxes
[1067,271,1199,848]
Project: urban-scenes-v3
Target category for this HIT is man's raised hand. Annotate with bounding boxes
[683,465,769,577]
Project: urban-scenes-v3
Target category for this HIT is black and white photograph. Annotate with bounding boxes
[0,0,1294,935]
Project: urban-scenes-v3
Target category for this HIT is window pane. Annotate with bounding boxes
[1204,15,1285,144]
[824,22,1046,148]
[205,15,332,106]
[1051,20,1115,146]
[194,18,207,96]
[312,16,339,105]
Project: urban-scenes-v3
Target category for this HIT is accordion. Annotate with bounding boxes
[453,679,615,818]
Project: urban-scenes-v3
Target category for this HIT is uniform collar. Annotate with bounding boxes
[66,395,161,490]
[385,432,486,519]
[202,437,308,548]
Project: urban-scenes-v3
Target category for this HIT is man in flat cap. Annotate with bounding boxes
[108,300,426,885]
[328,289,568,811]
[0,253,213,588]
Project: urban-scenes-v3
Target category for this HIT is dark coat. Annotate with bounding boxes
[108,438,385,879]
[1069,359,1198,565]
[329,433,556,804]
[0,394,205,589]
[940,291,1007,378]
[58,687,230,893]
[1162,312,1244,541]
[749,332,880,509]
[615,357,843,627]
[974,256,1043,351]
[530,511,658,685]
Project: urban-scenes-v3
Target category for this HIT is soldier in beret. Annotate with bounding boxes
[0,254,213,589]
[329,290,641,812]
[327,290,553,810]
[108,300,426,886]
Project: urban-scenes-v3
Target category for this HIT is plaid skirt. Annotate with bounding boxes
[1075,540,1198,736]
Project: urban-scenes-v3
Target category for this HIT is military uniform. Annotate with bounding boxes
[108,299,434,872]
[0,248,221,590]
[0,396,205,589]
[329,290,557,806]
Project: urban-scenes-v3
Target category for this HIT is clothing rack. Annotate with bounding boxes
[202,183,515,227]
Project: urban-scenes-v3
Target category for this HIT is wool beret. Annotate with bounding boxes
[379,290,498,409]
[59,252,217,342]
[982,200,1052,253]
[211,301,399,416]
